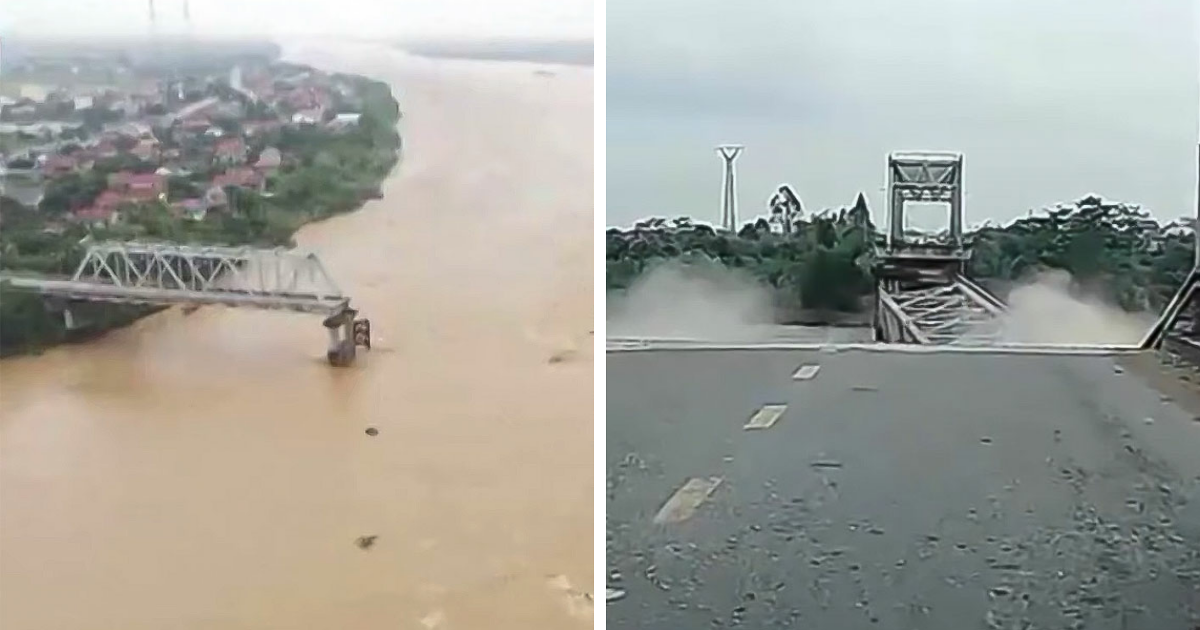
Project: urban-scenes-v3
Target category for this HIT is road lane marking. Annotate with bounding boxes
[745,404,788,430]
[653,477,723,524]
[793,364,821,380]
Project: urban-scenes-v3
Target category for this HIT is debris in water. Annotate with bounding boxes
[355,535,378,550]
[852,385,878,392]
[1113,365,1125,374]
[549,349,576,363]
[606,588,626,603]
[365,427,379,436]
[811,460,843,469]
[980,436,993,444]
[1144,417,1155,425]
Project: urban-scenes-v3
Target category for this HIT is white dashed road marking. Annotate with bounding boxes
[653,477,723,524]
[793,364,821,380]
[744,404,788,430]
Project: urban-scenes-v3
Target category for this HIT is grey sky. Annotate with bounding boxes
[0,0,592,39]
[607,0,1199,228]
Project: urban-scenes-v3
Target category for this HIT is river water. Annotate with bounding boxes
[0,42,594,630]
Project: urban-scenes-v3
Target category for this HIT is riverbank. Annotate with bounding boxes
[0,62,402,358]
[1,42,593,630]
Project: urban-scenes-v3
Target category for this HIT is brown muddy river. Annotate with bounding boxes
[0,42,594,630]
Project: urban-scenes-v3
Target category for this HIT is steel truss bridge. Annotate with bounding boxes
[862,148,1198,356]
[0,241,371,365]
[869,151,1012,345]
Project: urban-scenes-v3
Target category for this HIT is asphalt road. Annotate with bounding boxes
[607,348,1200,629]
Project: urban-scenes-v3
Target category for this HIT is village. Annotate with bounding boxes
[0,43,403,355]
[0,56,374,232]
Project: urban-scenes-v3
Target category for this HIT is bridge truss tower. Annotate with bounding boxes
[873,151,1005,344]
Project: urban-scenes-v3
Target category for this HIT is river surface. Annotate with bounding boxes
[0,42,594,630]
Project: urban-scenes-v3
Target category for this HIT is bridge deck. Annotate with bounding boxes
[607,347,1200,628]
[1,276,347,314]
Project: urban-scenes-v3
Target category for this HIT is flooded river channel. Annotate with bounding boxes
[0,42,594,630]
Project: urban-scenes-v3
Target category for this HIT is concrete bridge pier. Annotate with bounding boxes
[43,297,79,331]
[324,308,357,366]
[323,307,370,367]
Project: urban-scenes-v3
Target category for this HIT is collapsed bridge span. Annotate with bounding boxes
[871,151,1007,345]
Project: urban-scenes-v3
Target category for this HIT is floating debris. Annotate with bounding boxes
[365,427,379,436]
[355,535,378,550]
[980,436,993,444]
[606,588,626,603]
[1113,365,1125,374]
[811,460,844,469]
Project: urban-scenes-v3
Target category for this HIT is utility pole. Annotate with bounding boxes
[716,144,743,232]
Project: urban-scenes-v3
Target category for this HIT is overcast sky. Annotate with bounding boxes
[0,0,593,40]
[607,0,1199,227]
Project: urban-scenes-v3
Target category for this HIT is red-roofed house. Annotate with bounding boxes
[93,190,124,211]
[108,172,168,202]
[73,190,125,227]
[124,173,168,202]
[213,137,247,165]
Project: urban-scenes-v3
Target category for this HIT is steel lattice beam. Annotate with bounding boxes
[3,241,349,315]
[877,277,1004,345]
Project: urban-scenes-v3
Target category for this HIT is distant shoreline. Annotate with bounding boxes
[396,38,593,67]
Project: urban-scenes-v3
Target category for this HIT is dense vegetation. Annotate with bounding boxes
[606,193,1194,318]
[0,73,402,357]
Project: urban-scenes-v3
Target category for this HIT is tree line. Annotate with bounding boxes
[606,194,1194,316]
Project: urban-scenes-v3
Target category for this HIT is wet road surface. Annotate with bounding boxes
[607,348,1200,629]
